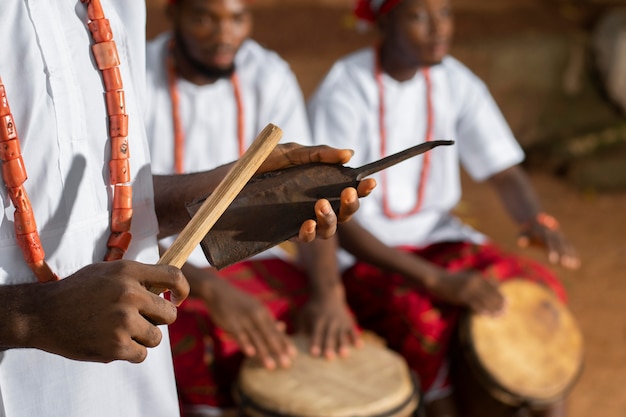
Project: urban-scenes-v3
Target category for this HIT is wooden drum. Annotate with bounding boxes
[457,279,584,410]
[235,334,420,417]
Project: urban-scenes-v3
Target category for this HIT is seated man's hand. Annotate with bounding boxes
[425,269,505,316]
[297,285,362,360]
[203,276,295,370]
[258,143,376,242]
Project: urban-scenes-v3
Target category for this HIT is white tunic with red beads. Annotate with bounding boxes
[0,2,178,416]
[145,32,312,267]
[307,47,524,269]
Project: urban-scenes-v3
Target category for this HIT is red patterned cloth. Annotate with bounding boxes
[168,259,311,412]
[342,241,567,394]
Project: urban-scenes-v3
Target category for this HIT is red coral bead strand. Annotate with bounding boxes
[83,0,134,261]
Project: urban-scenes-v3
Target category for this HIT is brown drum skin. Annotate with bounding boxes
[453,280,584,416]
[235,334,420,417]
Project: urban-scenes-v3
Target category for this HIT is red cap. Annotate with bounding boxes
[354,0,403,23]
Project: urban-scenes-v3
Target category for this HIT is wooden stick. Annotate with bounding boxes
[151,123,283,292]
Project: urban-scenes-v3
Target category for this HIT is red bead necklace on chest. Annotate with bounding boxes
[375,48,434,219]
[0,0,133,283]
[167,41,245,174]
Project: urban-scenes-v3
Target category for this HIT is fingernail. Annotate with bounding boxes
[264,358,276,370]
[321,203,331,215]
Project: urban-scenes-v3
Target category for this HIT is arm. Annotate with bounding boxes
[298,236,362,359]
[487,165,580,269]
[338,220,504,314]
[153,143,375,239]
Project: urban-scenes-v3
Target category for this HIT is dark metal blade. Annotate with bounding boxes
[354,140,455,180]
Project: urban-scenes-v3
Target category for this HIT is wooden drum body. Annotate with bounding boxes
[456,280,584,412]
[235,334,420,417]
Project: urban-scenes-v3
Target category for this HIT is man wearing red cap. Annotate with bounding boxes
[308,0,580,416]
[144,0,369,415]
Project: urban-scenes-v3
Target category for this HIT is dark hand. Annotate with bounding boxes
[298,288,362,360]
[204,278,295,370]
[258,143,377,242]
[517,215,580,270]
[425,270,505,315]
[27,260,188,363]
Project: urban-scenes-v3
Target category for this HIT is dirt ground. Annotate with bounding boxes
[147,3,626,415]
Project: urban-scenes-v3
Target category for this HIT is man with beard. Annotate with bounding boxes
[307,0,581,416]
[144,0,368,415]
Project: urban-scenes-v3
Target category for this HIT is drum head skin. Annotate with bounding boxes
[236,334,419,417]
[463,280,584,406]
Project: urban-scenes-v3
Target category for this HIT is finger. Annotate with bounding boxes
[231,325,257,357]
[130,317,164,350]
[275,321,297,357]
[323,322,339,360]
[337,188,359,224]
[298,219,317,243]
[350,327,364,349]
[554,237,581,270]
[337,327,352,358]
[562,254,581,270]
[356,178,376,198]
[305,145,354,165]
[144,264,189,307]
[309,320,324,357]
[242,322,276,370]
[138,288,179,326]
[517,233,530,248]
[120,340,150,364]
[275,144,355,166]
[252,315,292,368]
[545,232,561,265]
[313,199,337,239]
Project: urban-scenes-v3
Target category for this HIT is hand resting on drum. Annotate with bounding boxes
[297,283,363,360]
[182,263,295,370]
[183,262,364,369]
[423,269,507,316]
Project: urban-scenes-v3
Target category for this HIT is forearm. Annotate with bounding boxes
[337,221,442,288]
[0,284,38,349]
[153,163,233,238]
[180,263,222,301]
[487,165,542,225]
[299,237,344,297]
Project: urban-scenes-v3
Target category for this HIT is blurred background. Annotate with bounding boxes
[146,0,626,414]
